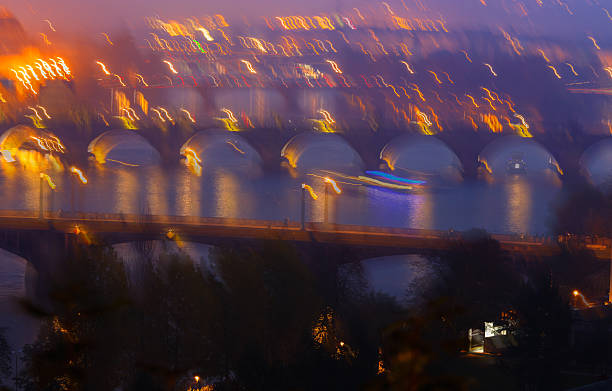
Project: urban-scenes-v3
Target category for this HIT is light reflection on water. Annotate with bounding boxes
[0,163,561,235]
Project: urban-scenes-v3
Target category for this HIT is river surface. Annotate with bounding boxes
[0,164,561,235]
[0,163,562,352]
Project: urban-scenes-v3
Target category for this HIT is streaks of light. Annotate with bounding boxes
[428,70,442,84]
[324,177,342,194]
[409,84,426,101]
[163,60,178,74]
[240,59,257,74]
[40,173,56,190]
[588,36,601,50]
[537,49,550,63]
[96,61,110,75]
[400,61,415,74]
[461,50,472,63]
[302,183,318,200]
[465,94,479,108]
[326,60,343,74]
[318,109,335,124]
[604,67,612,79]
[565,63,579,76]
[151,108,165,122]
[483,63,498,77]
[158,107,174,122]
[43,19,56,31]
[114,74,126,87]
[183,148,202,176]
[135,74,149,86]
[180,108,196,123]
[222,108,238,123]
[101,33,114,45]
[37,105,51,119]
[70,167,88,184]
[442,71,454,84]
[548,65,562,79]
[483,97,496,111]
[40,33,51,46]
[226,141,245,154]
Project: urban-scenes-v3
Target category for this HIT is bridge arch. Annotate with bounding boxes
[579,138,612,189]
[180,129,262,173]
[380,134,463,182]
[0,124,64,153]
[281,132,364,175]
[88,129,161,166]
[477,135,563,179]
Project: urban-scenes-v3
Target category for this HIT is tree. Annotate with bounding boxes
[0,329,10,388]
[429,229,520,345]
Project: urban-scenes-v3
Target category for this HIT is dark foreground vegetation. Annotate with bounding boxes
[1,202,611,390]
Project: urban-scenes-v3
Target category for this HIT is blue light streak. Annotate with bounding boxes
[365,171,426,185]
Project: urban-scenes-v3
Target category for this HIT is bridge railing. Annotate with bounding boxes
[0,209,582,247]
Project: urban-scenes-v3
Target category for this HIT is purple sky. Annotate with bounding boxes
[1,0,610,39]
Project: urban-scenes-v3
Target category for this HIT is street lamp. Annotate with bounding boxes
[323,177,341,223]
[301,183,318,230]
[69,166,88,213]
[39,173,56,219]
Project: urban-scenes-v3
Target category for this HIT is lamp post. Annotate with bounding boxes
[300,184,318,230]
[39,173,56,219]
[323,177,341,224]
[69,167,88,214]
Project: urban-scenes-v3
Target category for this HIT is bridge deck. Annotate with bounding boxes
[0,209,586,257]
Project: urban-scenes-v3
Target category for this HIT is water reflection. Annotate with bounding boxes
[504,177,531,234]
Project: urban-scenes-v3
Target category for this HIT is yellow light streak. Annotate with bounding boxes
[222,108,238,123]
[537,49,550,63]
[588,36,601,50]
[466,94,479,108]
[101,32,114,45]
[483,63,498,77]
[43,19,56,31]
[240,60,257,74]
[565,63,578,76]
[400,61,415,74]
[226,141,245,154]
[428,70,442,84]
[163,60,178,74]
[151,108,165,122]
[40,173,56,190]
[325,60,343,74]
[70,167,88,184]
[135,74,149,86]
[37,106,51,119]
[318,109,335,124]
[158,107,174,122]
[180,108,195,123]
[96,61,110,75]
[548,65,562,79]
[324,177,342,194]
[302,184,318,200]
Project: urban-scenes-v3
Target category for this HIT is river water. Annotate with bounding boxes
[0,163,562,352]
